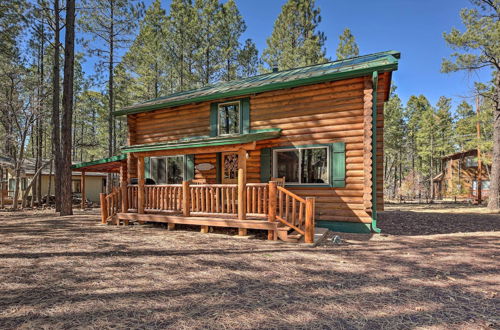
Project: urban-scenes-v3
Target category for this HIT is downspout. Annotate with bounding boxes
[371,71,382,233]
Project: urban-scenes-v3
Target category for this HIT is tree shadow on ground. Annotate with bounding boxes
[0,210,498,328]
[378,209,500,235]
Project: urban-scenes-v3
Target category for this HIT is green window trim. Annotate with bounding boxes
[331,142,346,187]
[210,97,250,137]
[269,142,346,188]
[260,148,271,183]
[185,154,195,181]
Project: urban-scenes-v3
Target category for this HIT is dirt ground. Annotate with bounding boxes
[0,206,498,329]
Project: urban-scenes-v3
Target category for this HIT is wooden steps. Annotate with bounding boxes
[276,226,303,243]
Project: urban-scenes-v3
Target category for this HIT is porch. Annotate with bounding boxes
[73,131,318,243]
[104,180,315,243]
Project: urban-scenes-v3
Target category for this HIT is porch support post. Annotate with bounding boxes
[80,171,86,209]
[237,148,247,235]
[305,197,315,244]
[182,180,190,216]
[120,160,128,213]
[267,181,277,240]
[100,193,107,224]
[137,156,145,214]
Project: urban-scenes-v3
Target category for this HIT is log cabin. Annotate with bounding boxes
[72,51,400,242]
[433,149,490,202]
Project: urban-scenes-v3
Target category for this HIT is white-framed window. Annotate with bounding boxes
[150,155,185,184]
[218,101,240,135]
[272,146,329,185]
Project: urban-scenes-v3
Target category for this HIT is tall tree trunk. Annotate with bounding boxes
[107,0,115,194]
[60,0,76,216]
[487,71,500,210]
[47,159,53,205]
[430,134,434,201]
[51,0,62,212]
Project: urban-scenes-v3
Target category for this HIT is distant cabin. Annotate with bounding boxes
[0,156,107,206]
[433,149,490,201]
[73,51,400,239]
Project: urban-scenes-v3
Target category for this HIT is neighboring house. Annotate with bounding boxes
[73,51,400,240]
[433,149,490,201]
[1,156,107,205]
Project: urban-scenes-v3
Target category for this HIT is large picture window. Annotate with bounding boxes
[150,155,185,184]
[218,101,240,135]
[273,146,329,185]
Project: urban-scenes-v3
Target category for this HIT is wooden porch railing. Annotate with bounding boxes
[274,186,315,243]
[145,184,183,211]
[100,187,121,224]
[127,185,138,210]
[190,184,238,214]
[106,180,316,243]
[246,183,268,215]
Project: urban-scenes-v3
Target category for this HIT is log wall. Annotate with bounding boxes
[127,73,391,224]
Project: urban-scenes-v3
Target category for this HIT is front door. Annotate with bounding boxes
[221,152,238,184]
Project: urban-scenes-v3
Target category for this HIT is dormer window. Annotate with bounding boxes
[218,101,240,135]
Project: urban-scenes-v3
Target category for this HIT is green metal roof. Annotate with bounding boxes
[71,154,127,170]
[115,51,400,116]
[121,129,282,154]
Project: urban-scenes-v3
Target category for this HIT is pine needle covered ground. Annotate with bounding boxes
[0,207,498,329]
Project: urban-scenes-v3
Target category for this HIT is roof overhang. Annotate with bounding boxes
[71,154,127,173]
[115,51,400,116]
[121,129,281,155]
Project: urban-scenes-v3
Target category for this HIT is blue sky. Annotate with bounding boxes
[81,0,492,113]
[237,0,491,111]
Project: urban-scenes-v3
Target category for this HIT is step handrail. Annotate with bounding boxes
[270,184,315,243]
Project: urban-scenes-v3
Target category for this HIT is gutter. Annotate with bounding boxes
[371,71,382,233]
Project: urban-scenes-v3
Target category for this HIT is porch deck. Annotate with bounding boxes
[102,181,316,243]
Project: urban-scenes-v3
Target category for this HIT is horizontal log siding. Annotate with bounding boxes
[127,74,390,224]
[251,74,389,223]
[133,101,212,145]
[193,151,261,184]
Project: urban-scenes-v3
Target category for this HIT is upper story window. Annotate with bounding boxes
[464,156,478,168]
[218,101,240,135]
[150,155,185,184]
[273,146,329,185]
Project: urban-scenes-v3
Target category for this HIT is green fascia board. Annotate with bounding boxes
[121,129,282,154]
[71,154,127,169]
[114,52,399,116]
[317,220,372,234]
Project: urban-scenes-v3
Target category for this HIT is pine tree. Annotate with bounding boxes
[0,0,26,59]
[123,0,168,100]
[262,0,326,71]
[50,0,63,211]
[193,0,224,85]
[442,0,500,209]
[405,95,432,199]
[336,28,359,60]
[237,39,259,78]
[454,100,476,151]
[219,0,245,82]
[167,0,197,91]
[384,87,405,199]
[59,0,75,215]
[79,0,143,192]
[435,96,454,161]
